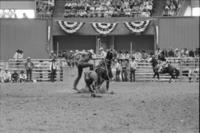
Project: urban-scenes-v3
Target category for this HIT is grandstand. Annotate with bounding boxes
[0,2,199,133]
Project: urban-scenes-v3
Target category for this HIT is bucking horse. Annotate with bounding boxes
[84,50,116,97]
[158,62,180,83]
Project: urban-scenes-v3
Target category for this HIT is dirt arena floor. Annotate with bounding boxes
[0,69,199,133]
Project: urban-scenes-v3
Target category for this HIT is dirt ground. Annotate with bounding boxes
[0,69,199,133]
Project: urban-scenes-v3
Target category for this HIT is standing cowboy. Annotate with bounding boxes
[24,57,34,82]
[49,58,58,82]
[73,51,93,91]
[150,55,160,80]
[129,57,137,82]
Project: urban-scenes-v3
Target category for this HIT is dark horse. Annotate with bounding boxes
[158,63,180,83]
[84,50,115,97]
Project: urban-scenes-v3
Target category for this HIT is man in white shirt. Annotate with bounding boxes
[3,69,12,83]
[115,60,122,81]
[19,70,27,82]
[99,47,107,58]
[129,57,137,82]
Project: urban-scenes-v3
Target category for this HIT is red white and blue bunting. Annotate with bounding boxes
[124,20,150,33]
[92,22,117,35]
[57,20,84,33]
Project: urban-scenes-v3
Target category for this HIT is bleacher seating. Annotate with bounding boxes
[64,0,153,18]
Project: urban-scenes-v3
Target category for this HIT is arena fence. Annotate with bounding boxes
[7,59,64,82]
[91,57,199,82]
[0,57,199,82]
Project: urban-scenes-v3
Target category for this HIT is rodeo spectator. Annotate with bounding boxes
[121,59,129,82]
[168,48,175,57]
[13,49,24,60]
[0,68,4,83]
[11,70,19,82]
[115,59,122,81]
[49,50,57,59]
[49,58,58,82]
[19,70,27,82]
[3,69,12,83]
[134,51,142,61]
[25,57,34,82]
[129,57,137,82]
[99,47,107,58]
[189,49,195,57]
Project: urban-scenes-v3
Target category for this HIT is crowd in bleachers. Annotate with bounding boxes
[36,0,55,17]
[0,9,28,19]
[64,0,153,17]
[163,0,182,16]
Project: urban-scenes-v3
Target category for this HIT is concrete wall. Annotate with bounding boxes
[158,17,199,49]
[0,1,35,9]
[53,35,96,51]
[114,35,154,52]
[0,19,49,60]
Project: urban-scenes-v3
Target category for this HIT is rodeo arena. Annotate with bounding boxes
[0,0,199,133]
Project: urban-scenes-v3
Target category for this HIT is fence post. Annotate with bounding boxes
[60,66,63,81]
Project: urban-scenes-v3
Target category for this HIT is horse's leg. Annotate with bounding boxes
[87,83,95,97]
[106,80,109,91]
[169,75,172,83]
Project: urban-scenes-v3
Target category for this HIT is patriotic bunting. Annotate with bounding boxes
[124,20,150,33]
[57,20,84,33]
[92,22,117,34]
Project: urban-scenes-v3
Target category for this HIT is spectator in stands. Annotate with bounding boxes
[189,49,195,57]
[11,70,19,83]
[134,51,142,61]
[168,48,175,57]
[50,50,57,59]
[141,50,148,60]
[19,70,27,82]
[25,57,34,82]
[99,47,107,58]
[49,58,58,82]
[3,69,12,83]
[129,57,137,82]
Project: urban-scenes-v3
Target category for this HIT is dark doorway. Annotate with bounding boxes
[53,35,96,52]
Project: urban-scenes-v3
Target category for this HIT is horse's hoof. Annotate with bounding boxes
[91,93,96,97]
[109,91,114,95]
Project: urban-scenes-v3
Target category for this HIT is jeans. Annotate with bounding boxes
[130,68,136,82]
[26,69,32,81]
[50,69,56,82]
[121,68,128,82]
[73,62,93,89]
[115,69,121,81]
